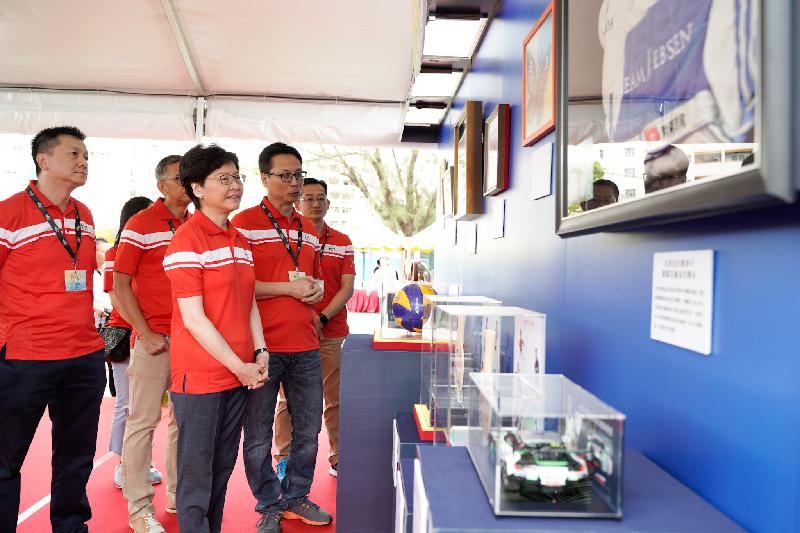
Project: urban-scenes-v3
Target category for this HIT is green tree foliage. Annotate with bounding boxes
[306,147,438,236]
[592,160,605,181]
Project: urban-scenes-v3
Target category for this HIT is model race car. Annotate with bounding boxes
[491,432,589,498]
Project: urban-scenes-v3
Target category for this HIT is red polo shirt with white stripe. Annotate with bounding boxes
[316,223,356,338]
[114,198,188,335]
[163,210,255,394]
[0,180,104,360]
[232,197,321,353]
[103,245,131,329]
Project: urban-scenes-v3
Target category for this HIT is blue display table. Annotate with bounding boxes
[415,445,744,532]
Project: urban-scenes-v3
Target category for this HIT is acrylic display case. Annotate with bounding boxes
[466,372,625,518]
[431,305,546,445]
[419,296,502,432]
[378,280,460,340]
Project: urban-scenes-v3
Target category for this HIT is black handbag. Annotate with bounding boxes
[99,325,131,363]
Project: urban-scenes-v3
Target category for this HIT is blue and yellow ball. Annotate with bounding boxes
[392,284,437,333]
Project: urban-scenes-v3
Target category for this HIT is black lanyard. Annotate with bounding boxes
[167,220,176,233]
[26,185,81,267]
[260,202,302,270]
[320,225,330,256]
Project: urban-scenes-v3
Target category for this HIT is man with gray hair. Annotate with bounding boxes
[644,144,690,194]
[113,155,190,533]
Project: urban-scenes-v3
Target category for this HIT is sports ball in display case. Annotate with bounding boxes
[392,284,437,333]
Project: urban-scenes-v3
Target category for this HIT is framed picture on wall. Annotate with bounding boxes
[453,100,484,220]
[555,0,796,235]
[441,165,454,217]
[484,104,511,196]
[522,1,556,147]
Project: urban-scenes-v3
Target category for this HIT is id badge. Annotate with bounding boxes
[318,280,325,292]
[288,270,307,282]
[65,270,87,292]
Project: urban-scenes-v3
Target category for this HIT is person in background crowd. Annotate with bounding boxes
[272,177,355,478]
[644,144,689,194]
[103,196,153,489]
[93,237,112,328]
[0,126,106,532]
[164,143,268,533]
[113,155,189,532]
[234,142,330,533]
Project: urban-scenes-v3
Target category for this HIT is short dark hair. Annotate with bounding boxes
[96,237,109,245]
[179,144,239,208]
[303,177,328,195]
[115,196,153,244]
[155,155,182,180]
[31,126,86,175]
[594,179,619,199]
[258,142,302,174]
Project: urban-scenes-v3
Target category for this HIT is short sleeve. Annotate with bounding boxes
[0,200,12,269]
[114,215,146,276]
[103,247,116,292]
[163,230,204,298]
[342,236,356,276]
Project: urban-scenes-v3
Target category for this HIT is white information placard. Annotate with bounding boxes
[650,250,715,355]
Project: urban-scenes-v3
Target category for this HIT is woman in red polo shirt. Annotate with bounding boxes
[163,144,268,533]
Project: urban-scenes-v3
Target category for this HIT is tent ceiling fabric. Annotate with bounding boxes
[0,0,418,145]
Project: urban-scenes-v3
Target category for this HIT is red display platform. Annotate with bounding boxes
[371,327,448,351]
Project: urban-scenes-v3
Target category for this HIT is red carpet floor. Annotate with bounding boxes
[16,397,337,532]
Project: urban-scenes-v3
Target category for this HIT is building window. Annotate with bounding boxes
[624,168,635,177]
[625,189,636,199]
[624,147,635,158]
[598,149,604,159]
[724,150,752,163]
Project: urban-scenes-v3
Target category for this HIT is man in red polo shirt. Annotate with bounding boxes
[0,126,106,533]
[113,155,190,533]
[233,142,332,532]
[273,177,355,478]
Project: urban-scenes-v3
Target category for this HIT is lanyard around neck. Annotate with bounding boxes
[26,185,81,267]
[260,202,302,270]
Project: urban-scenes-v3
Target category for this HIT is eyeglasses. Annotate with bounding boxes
[268,171,308,183]
[207,173,246,186]
[161,176,181,184]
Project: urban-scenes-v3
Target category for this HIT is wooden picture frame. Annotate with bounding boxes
[453,100,483,220]
[483,104,510,196]
[453,100,484,220]
[522,2,556,147]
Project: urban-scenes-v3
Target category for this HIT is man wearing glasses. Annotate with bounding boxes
[272,177,356,479]
[233,143,331,532]
[114,155,190,533]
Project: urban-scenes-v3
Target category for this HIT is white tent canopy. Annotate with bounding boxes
[0,0,422,145]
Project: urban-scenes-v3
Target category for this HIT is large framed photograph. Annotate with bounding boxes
[522,2,556,147]
[453,100,484,220]
[555,0,796,235]
[483,104,510,196]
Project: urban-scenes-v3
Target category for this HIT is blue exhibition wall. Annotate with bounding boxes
[435,1,800,532]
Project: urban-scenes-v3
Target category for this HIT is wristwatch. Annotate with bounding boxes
[319,313,329,325]
[253,347,269,357]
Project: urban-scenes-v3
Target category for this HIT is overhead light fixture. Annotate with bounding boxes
[422,17,486,58]
[404,106,448,125]
[411,72,463,98]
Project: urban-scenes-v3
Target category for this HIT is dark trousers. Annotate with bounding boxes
[243,349,323,513]
[0,349,105,533]
[171,387,247,533]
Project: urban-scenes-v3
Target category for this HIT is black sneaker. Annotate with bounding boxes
[281,497,332,526]
[256,511,282,533]
[329,463,338,477]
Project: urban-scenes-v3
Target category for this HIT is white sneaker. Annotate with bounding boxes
[129,513,165,533]
[114,463,124,489]
[148,465,163,485]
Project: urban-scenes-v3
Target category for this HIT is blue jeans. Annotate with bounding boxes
[243,349,323,512]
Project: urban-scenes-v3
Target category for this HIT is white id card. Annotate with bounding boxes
[65,270,87,292]
[288,270,307,282]
[318,280,325,292]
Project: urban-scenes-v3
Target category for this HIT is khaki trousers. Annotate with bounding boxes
[122,338,178,519]
[274,336,343,465]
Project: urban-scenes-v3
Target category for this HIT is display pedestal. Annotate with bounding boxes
[373,327,447,351]
[408,445,744,532]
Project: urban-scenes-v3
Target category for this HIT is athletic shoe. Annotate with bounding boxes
[256,511,282,533]
[329,463,338,477]
[114,463,124,489]
[275,457,288,481]
[129,513,165,533]
[148,465,163,485]
[281,497,332,526]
